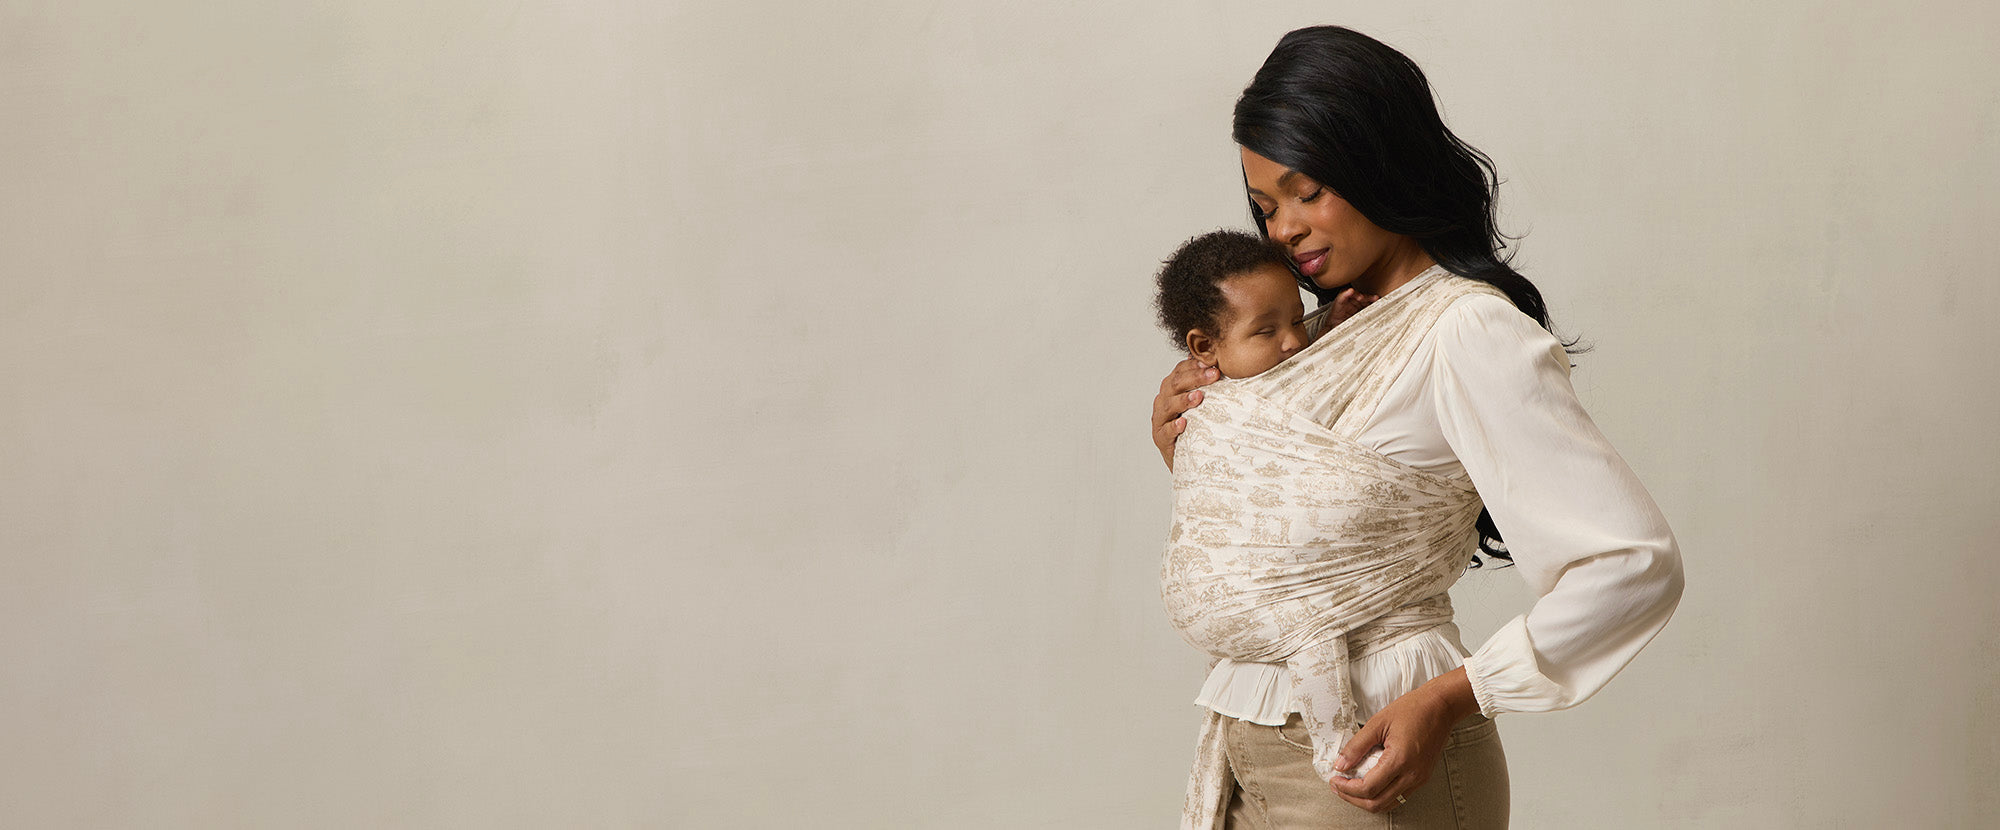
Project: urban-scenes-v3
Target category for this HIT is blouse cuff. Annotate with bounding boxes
[1463,614,1579,718]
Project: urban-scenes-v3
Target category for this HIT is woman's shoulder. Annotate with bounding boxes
[1431,272,1512,304]
[1424,290,1570,378]
[1436,288,1531,326]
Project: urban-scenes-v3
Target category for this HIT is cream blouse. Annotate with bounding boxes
[1194,282,1685,725]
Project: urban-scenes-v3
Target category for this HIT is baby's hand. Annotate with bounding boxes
[1326,288,1380,328]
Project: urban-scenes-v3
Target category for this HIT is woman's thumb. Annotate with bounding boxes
[1334,720,1384,771]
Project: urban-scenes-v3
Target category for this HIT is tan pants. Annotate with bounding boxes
[1221,712,1509,829]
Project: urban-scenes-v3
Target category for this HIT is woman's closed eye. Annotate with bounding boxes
[1254,189,1320,220]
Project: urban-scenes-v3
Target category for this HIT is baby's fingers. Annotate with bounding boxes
[1335,288,1379,313]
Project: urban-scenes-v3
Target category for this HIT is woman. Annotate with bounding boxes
[1151,27,1685,829]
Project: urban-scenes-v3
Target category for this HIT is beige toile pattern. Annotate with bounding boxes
[1163,267,1508,830]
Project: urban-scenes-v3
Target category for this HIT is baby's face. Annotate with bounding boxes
[1210,264,1313,378]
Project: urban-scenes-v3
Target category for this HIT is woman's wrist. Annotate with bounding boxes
[1416,666,1481,724]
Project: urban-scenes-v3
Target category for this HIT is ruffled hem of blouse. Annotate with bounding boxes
[1194,625,1471,725]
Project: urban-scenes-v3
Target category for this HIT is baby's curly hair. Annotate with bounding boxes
[1155,230,1297,348]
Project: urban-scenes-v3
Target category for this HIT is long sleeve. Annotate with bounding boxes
[1421,294,1686,718]
[1190,288,1688,726]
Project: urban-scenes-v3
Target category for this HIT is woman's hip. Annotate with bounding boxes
[1221,711,1508,830]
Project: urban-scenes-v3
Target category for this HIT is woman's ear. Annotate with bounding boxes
[1185,329,1218,366]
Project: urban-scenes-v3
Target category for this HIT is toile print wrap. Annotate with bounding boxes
[1163,267,1507,830]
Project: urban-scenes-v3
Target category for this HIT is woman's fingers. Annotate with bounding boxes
[1332,769,1420,813]
[1152,358,1219,468]
[1151,384,1200,441]
[1330,749,1399,800]
[1152,397,1195,469]
[1152,409,1187,466]
[1330,723,1435,813]
[1158,357,1219,398]
[1333,717,1387,774]
[1331,751,1429,813]
[1153,386,1204,426]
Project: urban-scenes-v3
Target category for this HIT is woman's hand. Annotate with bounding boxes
[1327,667,1480,813]
[1151,358,1221,470]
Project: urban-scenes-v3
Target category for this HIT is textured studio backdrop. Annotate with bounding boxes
[3,1,1997,827]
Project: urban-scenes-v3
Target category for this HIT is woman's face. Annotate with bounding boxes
[1239,146,1422,294]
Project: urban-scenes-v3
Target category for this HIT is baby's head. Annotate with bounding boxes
[1155,230,1313,379]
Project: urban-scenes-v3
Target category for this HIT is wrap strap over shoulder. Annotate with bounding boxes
[1163,267,1510,830]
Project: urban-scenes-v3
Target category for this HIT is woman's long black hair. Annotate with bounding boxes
[1235,25,1585,569]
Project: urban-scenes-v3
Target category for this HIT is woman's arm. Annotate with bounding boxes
[1329,294,1685,813]
[1430,295,1686,717]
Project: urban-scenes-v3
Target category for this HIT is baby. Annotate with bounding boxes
[1155,230,1314,378]
[1157,229,1372,378]
[1153,228,1392,781]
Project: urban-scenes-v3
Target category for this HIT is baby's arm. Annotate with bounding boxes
[1302,287,1380,339]
[1325,288,1379,329]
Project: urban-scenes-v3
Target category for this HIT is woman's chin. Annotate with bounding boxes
[1306,265,1353,291]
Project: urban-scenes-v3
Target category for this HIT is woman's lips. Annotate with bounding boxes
[1295,249,1329,278]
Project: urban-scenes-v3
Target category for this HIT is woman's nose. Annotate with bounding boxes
[1268,211,1308,247]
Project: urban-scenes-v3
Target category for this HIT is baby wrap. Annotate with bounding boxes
[1163,268,1509,830]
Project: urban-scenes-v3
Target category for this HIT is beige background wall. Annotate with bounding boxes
[4,1,1996,827]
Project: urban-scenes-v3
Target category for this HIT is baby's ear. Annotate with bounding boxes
[1185,329,1218,365]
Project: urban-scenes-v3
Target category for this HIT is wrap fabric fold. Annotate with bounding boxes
[1163,267,1507,830]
